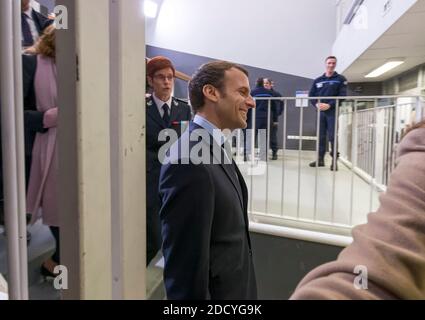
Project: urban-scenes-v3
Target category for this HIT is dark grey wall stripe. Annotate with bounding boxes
[147,45,319,150]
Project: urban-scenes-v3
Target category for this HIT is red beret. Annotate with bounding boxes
[146,56,176,77]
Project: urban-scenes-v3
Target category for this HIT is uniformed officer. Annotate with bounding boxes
[145,56,192,266]
[309,56,347,171]
[265,78,283,160]
[245,78,279,161]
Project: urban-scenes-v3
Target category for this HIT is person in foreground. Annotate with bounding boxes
[159,61,258,300]
[291,121,425,299]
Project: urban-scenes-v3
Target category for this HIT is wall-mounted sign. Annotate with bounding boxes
[295,90,309,107]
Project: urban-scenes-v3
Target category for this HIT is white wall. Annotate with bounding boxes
[333,0,418,73]
[146,0,337,79]
[33,0,55,12]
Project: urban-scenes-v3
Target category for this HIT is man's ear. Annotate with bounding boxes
[147,76,153,88]
[202,84,219,103]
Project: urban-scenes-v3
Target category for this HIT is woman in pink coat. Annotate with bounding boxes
[26,25,59,279]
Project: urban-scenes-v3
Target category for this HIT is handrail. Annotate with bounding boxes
[250,222,353,247]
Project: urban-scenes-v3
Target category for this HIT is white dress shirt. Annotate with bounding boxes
[22,8,40,45]
[193,114,233,164]
[152,93,172,118]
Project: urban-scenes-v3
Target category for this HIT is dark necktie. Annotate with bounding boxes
[21,13,34,47]
[221,140,239,183]
[162,104,170,126]
[232,160,241,184]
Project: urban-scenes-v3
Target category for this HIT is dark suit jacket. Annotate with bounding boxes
[0,55,45,204]
[23,55,47,157]
[30,9,53,35]
[159,122,257,300]
[146,96,191,212]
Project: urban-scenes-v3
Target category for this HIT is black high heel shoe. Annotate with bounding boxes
[40,265,56,281]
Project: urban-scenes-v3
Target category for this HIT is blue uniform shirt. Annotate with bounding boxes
[309,72,347,112]
[250,86,279,122]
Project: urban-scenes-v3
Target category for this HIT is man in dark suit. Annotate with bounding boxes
[145,56,192,266]
[159,61,257,300]
[21,0,53,48]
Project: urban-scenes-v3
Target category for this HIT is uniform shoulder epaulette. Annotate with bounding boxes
[146,95,153,106]
[173,97,190,106]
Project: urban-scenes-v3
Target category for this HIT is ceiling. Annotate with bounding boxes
[343,0,425,82]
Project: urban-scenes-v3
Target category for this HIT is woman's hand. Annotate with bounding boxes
[43,107,58,128]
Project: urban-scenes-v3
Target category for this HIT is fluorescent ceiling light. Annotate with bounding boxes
[144,0,158,18]
[365,60,405,78]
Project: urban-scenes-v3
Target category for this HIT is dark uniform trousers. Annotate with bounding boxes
[319,110,338,159]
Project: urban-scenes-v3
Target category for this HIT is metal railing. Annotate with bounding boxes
[232,95,425,236]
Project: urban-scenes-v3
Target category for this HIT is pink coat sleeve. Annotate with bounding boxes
[291,128,425,300]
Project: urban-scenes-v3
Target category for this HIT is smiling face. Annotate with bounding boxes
[215,68,255,131]
[147,67,174,101]
[263,78,272,90]
[326,58,337,75]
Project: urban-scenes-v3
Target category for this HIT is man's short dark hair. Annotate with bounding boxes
[256,77,264,87]
[189,61,249,113]
[326,56,337,62]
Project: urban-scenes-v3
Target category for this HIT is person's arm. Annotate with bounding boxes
[291,128,425,300]
[22,54,47,134]
[33,10,53,33]
[328,76,348,110]
[24,110,46,133]
[309,80,318,108]
[337,76,348,108]
[339,76,348,98]
[159,162,215,300]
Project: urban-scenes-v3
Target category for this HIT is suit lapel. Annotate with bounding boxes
[233,162,250,231]
[31,10,42,34]
[223,161,244,212]
[207,139,244,211]
[213,142,251,247]
[146,98,166,129]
